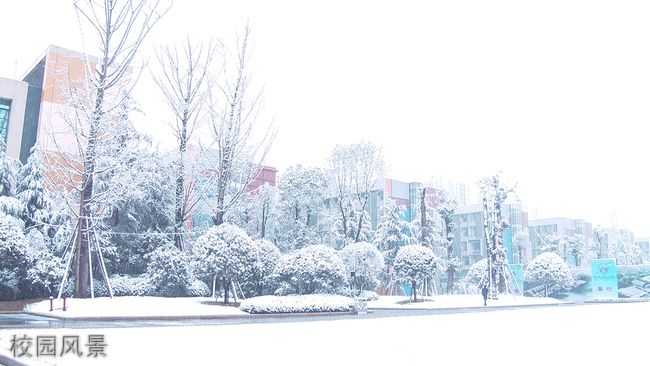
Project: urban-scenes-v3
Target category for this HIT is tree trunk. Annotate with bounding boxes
[73,85,105,298]
[261,203,267,238]
[354,196,369,243]
[174,128,187,250]
[446,267,455,294]
[212,211,225,226]
[412,280,417,302]
[223,277,230,304]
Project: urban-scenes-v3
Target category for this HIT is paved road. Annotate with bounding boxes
[0,302,582,330]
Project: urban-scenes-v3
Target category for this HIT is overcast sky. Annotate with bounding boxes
[1,1,649,236]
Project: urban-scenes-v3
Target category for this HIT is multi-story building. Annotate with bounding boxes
[4,45,95,164]
[451,201,530,267]
[528,217,593,265]
[0,76,28,158]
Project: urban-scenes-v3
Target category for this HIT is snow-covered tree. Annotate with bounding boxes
[15,149,54,234]
[432,189,459,294]
[42,0,168,298]
[193,223,259,303]
[0,150,23,219]
[540,233,564,257]
[249,184,279,241]
[524,252,574,297]
[154,38,214,250]
[374,198,411,265]
[201,25,276,226]
[394,244,439,301]
[327,142,384,244]
[564,234,585,267]
[339,241,385,292]
[461,258,489,291]
[590,225,608,259]
[277,165,327,249]
[104,149,176,275]
[478,173,514,297]
[274,244,346,295]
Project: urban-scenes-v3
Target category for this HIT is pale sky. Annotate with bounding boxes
[1,1,649,236]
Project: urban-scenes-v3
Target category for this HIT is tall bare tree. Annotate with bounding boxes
[201,25,276,226]
[327,142,384,245]
[154,38,214,250]
[45,0,168,298]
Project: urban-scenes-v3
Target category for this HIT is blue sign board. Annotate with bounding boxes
[591,259,618,299]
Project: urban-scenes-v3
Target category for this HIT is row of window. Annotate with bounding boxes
[0,98,11,150]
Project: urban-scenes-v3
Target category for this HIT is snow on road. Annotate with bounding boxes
[368,294,563,309]
[2,302,648,365]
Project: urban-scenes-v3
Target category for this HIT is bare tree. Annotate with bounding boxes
[45,0,168,298]
[154,38,214,250]
[200,25,276,226]
[327,142,384,245]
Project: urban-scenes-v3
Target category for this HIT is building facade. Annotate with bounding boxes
[0,76,28,159]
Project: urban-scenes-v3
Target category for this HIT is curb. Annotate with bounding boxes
[22,310,355,322]
[368,301,576,312]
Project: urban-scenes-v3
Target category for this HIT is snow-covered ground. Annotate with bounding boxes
[23,294,564,319]
[1,302,648,365]
[25,296,248,318]
[368,294,564,309]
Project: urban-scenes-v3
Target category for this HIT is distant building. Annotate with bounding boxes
[452,202,530,267]
[0,76,28,159]
[528,217,593,265]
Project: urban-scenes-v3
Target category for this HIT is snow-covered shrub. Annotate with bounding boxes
[524,252,575,297]
[187,278,210,297]
[239,294,355,314]
[243,239,281,296]
[394,244,439,301]
[108,275,154,296]
[146,244,195,297]
[335,288,380,301]
[23,250,65,298]
[339,241,385,291]
[461,258,489,291]
[274,244,347,295]
[0,213,29,300]
[193,224,259,303]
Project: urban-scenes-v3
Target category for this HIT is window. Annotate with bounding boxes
[461,228,468,237]
[0,98,10,150]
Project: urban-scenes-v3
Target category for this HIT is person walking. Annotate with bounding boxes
[481,286,489,306]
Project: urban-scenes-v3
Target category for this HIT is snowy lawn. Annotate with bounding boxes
[2,302,648,365]
[368,294,564,309]
[239,294,355,314]
[24,296,248,318]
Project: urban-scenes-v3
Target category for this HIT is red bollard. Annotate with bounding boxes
[62,295,67,311]
[49,296,54,312]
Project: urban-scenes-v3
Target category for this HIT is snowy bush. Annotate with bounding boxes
[239,294,355,314]
[244,239,281,296]
[109,275,154,296]
[0,213,29,300]
[394,245,439,301]
[23,250,66,298]
[274,244,347,295]
[339,241,385,291]
[335,288,380,301]
[193,224,259,303]
[461,258,489,291]
[524,252,575,297]
[146,244,195,297]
